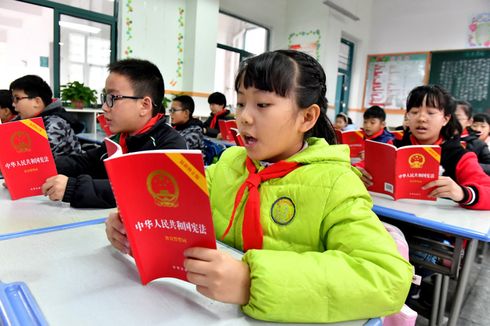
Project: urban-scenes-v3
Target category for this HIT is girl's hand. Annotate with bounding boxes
[356,167,373,187]
[422,176,464,202]
[184,247,251,305]
[105,211,131,255]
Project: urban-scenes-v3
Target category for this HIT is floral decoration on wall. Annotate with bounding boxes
[468,13,490,48]
[288,29,321,60]
[169,7,185,87]
[124,0,134,57]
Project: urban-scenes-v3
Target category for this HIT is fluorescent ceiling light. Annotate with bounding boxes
[323,0,360,21]
[59,21,101,34]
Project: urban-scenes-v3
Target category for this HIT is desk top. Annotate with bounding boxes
[0,188,112,239]
[76,132,106,144]
[371,193,490,242]
[0,223,373,325]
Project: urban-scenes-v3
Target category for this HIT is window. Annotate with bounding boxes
[215,12,269,110]
[335,39,355,114]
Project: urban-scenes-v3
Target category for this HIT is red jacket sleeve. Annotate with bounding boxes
[455,152,490,210]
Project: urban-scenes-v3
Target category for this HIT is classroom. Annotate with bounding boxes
[0,0,489,325]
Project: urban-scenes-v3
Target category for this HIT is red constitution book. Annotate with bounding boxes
[97,114,113,136]
[0,118,57,200]
[335,129,365,158]
[218,119,237,142]
[103,138,216,285]
[364,139,441,201]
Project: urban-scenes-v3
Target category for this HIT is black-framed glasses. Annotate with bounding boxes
[169,108,186,114]
[100,93,143,108]
[12,96,32,103]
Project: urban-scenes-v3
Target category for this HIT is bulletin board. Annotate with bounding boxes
[362,52,430,110]
[429,49,490,113]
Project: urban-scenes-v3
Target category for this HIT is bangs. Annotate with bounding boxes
[406,85,447,111]
[235,52,296,97]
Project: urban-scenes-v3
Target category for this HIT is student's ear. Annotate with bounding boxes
[381,120,386,128]
[139,96,153,116]
[33,97,44,110]
[298,104,320,133]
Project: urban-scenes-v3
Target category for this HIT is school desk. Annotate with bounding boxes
[0,223,381,326]
[0,187,112,240]
[76,131,105,145]
[370,193,490,326]
[204,136,235,147]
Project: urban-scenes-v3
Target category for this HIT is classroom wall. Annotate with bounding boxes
[365,0,490,127]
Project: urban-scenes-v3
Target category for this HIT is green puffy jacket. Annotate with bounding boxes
[206,137,413,323]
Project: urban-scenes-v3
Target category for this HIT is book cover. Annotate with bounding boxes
[218,119,237,142]
[335,129,365,158]
[0,118,57,200]
[103,138,216,285]
[229,127,245,146]
[364,139,441,200]
[97,114,113,136]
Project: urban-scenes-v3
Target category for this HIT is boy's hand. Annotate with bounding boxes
[356,167,373,187]
[41,175,68,201]
[422,176,464,202]
[184,247,250,305]
[105,211,131,255]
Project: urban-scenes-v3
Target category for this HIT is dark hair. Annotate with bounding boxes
[473,112,490,124]
[234,50,336,144]
[455,100,472,118]
[208,92,226,107]
[364,105,386,121]
[336,113,347,124]
[108,59,164,116]
[173,95,195,116]
[0,90,15,114]
[406,85,461,140]
[10,75,52,107]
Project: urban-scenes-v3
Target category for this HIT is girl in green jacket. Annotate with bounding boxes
[106,50,413,323]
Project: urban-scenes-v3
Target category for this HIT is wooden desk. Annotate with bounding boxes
[0,223,377,325]
[370,193,490,326]
[0,188,112,239]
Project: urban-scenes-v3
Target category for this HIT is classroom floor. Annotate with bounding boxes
[415,244,490,325]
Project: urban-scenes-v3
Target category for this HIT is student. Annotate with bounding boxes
[334,112,356,131]
[471,112,490,147]
[106,50,412,323]
[202,92,232,137]
[41,59,187,208]
[359,85,490,210]
[454,100,490,175]
[0,90,17,122]
[362,105,394,143]
[170,95,205,151]
[9,75,83,157]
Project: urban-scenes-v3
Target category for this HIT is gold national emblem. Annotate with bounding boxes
[408,153,425,169]
[270,197,296,225]
[146,170,179,207]
[10,131,31,153]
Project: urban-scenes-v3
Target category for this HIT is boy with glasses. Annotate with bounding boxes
[41,59,187,208]
[170,95,205,151]
[9,75,83,157]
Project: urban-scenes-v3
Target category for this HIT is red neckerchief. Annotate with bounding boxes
[409,134,443,146]
[461,128,469,137]
[221,157,301,251]
[209,109,227,129]
[364,128,384,140]
[119,113,163,153]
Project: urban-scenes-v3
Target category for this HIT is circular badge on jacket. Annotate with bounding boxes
[270,197,295,225]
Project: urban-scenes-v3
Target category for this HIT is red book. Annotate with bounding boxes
[0,118,57,200]
[390,130,404,141]
[97,114,113,136]
[103,138,216,285]
[218,119,237,142]
[335,129,365,158]
[229,127,245,146]
[364,139,441,200]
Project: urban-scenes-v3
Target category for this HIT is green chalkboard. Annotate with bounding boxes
[429,49,490,114]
